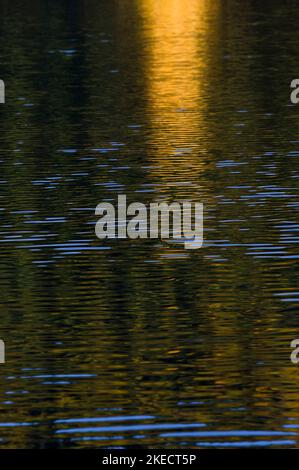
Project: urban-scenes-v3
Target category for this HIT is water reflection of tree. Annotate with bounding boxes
[0,0,299,448]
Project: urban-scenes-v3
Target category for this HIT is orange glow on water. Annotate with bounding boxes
[138,0,221,192]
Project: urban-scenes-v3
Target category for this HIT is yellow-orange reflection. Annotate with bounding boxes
[139,0,222,194]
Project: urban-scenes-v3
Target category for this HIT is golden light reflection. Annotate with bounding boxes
[138,0,222,194]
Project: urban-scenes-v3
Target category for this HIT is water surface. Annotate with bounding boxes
[1,0,299,449]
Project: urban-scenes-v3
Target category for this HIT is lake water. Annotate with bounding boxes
[0,0,299,449]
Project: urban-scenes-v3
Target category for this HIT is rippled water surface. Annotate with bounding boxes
[1,0,299,449]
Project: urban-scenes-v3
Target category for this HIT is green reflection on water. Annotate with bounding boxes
[0,0,299,449]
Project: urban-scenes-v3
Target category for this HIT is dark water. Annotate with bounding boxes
[1,0,299,449]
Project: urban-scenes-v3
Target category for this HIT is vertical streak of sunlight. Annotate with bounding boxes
[138,0,221,194]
